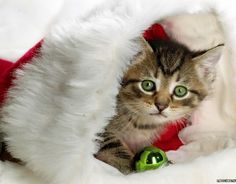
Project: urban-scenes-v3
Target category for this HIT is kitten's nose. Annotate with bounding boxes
[155,103,168,112]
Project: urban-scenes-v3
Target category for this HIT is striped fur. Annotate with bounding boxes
[95,37,223,174]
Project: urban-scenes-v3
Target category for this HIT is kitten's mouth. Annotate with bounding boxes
[150,112,167,118]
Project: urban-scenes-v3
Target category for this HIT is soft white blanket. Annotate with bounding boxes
[1,0,236,184]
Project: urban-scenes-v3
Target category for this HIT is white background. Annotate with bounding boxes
[0,0,105,61]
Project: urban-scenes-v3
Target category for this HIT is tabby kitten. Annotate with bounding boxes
[95,37,223,174]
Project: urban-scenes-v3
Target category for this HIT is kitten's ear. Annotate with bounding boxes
[140,37,154,54]
[192,45,224,81]
[131,37,154,65]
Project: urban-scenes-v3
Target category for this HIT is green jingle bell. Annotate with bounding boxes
[135,146,169,172]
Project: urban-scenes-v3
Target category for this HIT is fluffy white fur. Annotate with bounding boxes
[1,0,236,183]
[0,0,64,61]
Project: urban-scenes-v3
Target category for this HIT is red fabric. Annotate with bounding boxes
[0,24,186,154]
[0,43,42,162]
[153,119,187,151]
[143,23,187,151]
[0,41,43,106]
[143,23,169,41]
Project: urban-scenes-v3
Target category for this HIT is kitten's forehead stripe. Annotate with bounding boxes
[175,71,181,82]
[158,49,185,75]
[154,69,158,78]
[151,39,190,75]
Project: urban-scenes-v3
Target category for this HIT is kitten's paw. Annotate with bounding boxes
[166,149,195,163]
[178,125,200,144]
[118,165,133,175]
[166,150,184,163]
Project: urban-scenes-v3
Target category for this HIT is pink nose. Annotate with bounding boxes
[155,103,168,112]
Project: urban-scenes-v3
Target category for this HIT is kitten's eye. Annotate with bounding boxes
[174,85,188,98]
[141,80,156,92]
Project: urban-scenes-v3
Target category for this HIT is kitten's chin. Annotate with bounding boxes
[148,112,188,124]
[148,113,170,124]
[149,112,168,118]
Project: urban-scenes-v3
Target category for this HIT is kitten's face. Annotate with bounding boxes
[118,38,222,124]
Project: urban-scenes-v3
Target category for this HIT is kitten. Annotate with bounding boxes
[95,37,223,174]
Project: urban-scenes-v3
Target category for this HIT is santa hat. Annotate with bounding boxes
[0,24,187,163]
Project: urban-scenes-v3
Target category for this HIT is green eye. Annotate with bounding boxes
[141,80,155,92]
[174,85,188,98]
